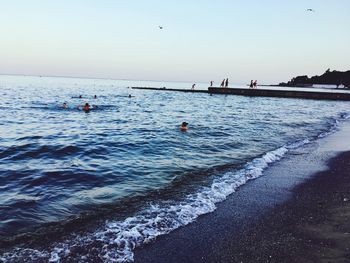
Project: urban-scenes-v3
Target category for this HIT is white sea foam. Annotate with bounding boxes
[318,119,340,138]
[0,248,49,262]
[0,145,294,263]
[340,112,350,120]
[1,116,345,262]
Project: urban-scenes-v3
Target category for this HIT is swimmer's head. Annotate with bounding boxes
[180,122,188,131]
[83,103,90,112]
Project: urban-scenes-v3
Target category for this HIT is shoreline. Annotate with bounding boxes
[225,150,350,263]
[134,124,350,263]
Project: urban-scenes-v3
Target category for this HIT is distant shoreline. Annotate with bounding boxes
[277,69,350,89]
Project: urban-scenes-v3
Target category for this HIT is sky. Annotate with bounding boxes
[0,0,349,84]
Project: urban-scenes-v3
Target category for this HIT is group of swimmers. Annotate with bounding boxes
[63,94,190,131]
[63,102,98,112]
[78,95,98,99]
[62,95,99,112]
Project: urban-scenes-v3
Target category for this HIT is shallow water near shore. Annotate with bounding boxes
[0,75,350,262]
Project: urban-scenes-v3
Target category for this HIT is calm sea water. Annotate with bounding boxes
[0,75,349,262]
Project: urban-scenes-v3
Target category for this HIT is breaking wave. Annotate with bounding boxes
[0,140,309,263]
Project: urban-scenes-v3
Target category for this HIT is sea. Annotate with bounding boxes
[0,75,349,262]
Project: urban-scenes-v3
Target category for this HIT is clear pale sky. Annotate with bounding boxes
[0,0,349,83]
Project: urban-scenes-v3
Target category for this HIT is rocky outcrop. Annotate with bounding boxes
[279,69,350,88]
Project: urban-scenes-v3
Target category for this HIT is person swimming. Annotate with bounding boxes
[180,122,188,131]
[83,103,91,112]
[94,95,97,99]
[63,102,68,109]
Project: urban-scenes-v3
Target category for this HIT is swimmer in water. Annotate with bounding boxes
[94,95,97,99]
[79,95,83,99]
[63,102,68,109]
[180,122,188,131]
[83,103,91,112]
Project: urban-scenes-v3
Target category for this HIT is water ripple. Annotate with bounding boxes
[0,76,350,261]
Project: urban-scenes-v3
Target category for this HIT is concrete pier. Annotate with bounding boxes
[131,86,350,101]
[208,87,350,101]
[131,87,208,93]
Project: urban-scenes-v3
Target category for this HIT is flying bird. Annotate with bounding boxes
[158,26,163,29]
[306,8,315,12]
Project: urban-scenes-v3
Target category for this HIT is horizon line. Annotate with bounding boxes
[0,73,245,85]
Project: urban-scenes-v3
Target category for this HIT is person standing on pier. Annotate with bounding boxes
[253,80,258,89]
[249,80,254,89]
[225,78,229,87]
[192,83,196,90]
[220,79,225,87]
[210,81,214,87]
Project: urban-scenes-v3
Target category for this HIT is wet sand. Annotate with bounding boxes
[134,124,350,263]
[225,151,350,263]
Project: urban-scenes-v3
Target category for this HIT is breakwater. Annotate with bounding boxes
[132,86,350,101]
[131,87,208,93]
[208,87,350,101]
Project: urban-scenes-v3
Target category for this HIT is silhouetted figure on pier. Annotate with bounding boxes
[225,78,229,87]
[253,80,258,89]
[220,79,225,87]
[210,81,214,87]
[192,84,196,90]
[249,80,254,89]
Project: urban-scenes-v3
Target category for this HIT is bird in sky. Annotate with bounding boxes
[306,8,315,12]
[158,26,163,29]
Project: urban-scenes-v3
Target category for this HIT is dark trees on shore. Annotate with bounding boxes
[279,69,350,88]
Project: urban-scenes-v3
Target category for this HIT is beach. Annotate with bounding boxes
[226,152,350,263]
[1,1,349,262]
[134,124,350,263]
